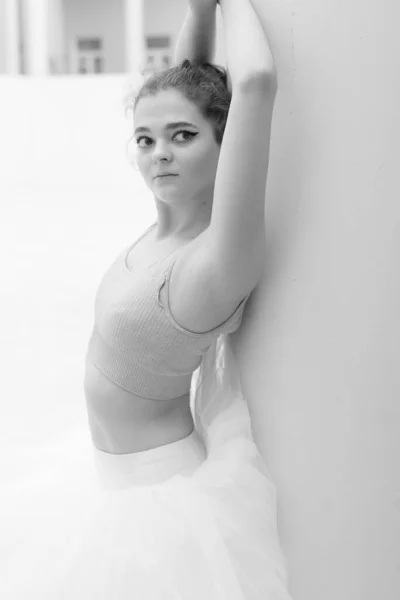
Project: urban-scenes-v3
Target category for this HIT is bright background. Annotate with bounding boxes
[1,1,400,599]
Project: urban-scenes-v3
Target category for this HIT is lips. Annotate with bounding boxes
[156,174,177,178]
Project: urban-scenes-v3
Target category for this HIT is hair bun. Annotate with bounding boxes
[174,60,227,88]
[201,63,228,88]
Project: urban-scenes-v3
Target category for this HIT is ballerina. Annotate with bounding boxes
[1,1,292,598]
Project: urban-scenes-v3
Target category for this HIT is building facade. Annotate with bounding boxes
[0,0,196,76]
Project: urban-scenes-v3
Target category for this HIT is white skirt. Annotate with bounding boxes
[0,335,293,599]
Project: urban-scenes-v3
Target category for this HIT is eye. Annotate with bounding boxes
[135,130,197,148]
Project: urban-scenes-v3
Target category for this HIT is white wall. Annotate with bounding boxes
[232,0,400,598]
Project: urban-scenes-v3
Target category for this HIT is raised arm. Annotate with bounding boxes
[174,1,217,66]
[175,0,277,85]
[195,0,279,304]
[219,0,277,85]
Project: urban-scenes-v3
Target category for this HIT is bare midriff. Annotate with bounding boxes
[84,360,194,454]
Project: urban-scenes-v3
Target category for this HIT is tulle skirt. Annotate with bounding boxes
[0,334,293,599]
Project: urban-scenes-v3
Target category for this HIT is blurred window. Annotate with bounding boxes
[78,39,103,52]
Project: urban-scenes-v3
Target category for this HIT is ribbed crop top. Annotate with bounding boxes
[85,222,251,400]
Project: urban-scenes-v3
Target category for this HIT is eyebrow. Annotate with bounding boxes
[134,121,199,135]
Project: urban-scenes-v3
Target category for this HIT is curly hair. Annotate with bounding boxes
[124,59,232,147]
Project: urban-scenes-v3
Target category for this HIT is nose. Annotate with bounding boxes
[151,139,173,163]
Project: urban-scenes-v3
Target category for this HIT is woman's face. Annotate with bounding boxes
[132,89,221,205]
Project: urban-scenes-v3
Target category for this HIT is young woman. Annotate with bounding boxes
[1,1,292,598]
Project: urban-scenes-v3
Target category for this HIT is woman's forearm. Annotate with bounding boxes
[174,7,217,66]
[219,0,277,87]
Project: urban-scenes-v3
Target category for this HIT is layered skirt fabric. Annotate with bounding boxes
[0,334,293,599]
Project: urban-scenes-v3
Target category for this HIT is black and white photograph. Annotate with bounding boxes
[0,1,399,598]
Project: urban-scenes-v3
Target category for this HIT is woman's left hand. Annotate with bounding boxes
[187,0,218,14]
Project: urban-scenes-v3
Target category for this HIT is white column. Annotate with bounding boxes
[125,0,145,75]
[24,0,50,75]
[4,0,20,74]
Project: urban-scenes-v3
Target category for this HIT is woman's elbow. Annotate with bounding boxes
[237,68,278,93]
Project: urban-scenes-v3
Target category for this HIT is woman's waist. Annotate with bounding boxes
[92,426,206,488]
[84,361,191,415]
[87,411,195,454]
[84,362,193,453]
